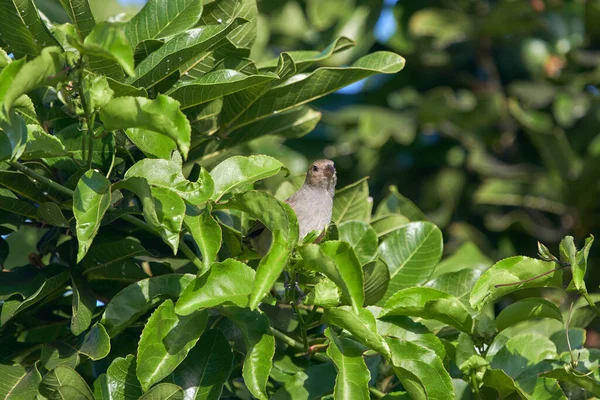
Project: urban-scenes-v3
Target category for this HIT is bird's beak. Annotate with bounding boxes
[324,164,335,178]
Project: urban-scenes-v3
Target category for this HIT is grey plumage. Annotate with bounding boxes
[249,159,337,256]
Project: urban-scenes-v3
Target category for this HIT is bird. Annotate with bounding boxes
[247,159,337,256]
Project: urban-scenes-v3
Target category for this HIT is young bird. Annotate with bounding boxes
[248,159,337,256]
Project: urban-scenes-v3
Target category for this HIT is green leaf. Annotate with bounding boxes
[386,338,454,400]
[124,152,213,204]
[271,363,337,400]
[59,0,96,40]
[72,22,135,77]
[137,299,208,391]
[378,222,443,304]
[370,214,410,238]
[80,238,150,281]
[39,366,94,400]
[325,328,370,400]
[124,0,203,47]
[200,0,257,49]
[106,77,148,97]
[0,47,65,116]
[139,383,184,400]
[470,256,563,310]
[105,355,143,400]
[0,362,41,400]
[82,72,114,111]
[1,267,69,326]
[113,177,160,230]
[128,19,246,89]
[430,242,491,278]
[169,329,233,400]
[168,70,278,110]
[541,368,600,397]
[222,307,274,400]
[101,274,195,336]
[224,52,405,130]
[37,203,68,227]
[73,169,111,262]
[0,110,27,162]
[184,203,221,273]
[489,333,557,378]
[0,0,59,58]
[22,124,67,160]
[363,259,390,306]
[425,269,483,303]
[496,298,563,333]
[381,287,473,333]
[0,195,37,218]
[175,258,255,315]
[304,277,341,308]
[223,106,321,148]
[210,155,285,201]
[563,235,597,312]
[151,186,185,252]
[250,230,289,310]
[301,241,364,313]
[125,128,177,159]
[100,95,191,159]
[70,271,96,336]
[332,177,370,224]
[41,322,111,369]
[338,221,378,265]
[375,185,425,221]
[323,306,391,359]
[481,369,528,399]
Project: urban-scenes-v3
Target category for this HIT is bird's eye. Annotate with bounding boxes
[312,165,318,172]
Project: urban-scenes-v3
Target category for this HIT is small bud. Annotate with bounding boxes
[537,242,557,262]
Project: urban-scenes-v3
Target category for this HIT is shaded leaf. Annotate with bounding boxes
[0,110,27,162]
[184,203,222,273]
[363,259,390,306]
[496,298,563,333]
[101,274,195,336]
[151,186,185,252]
[39,366,94,400]
[59,0,95,40]
[375,185,425,221]
[22,124,67,160]
[0,362,41,400]
[140,383,184,400]
[70,271,96,336]
[338,221,378,265]
[106,355,143,400]
[332,177,370,224]
[325,328,370,400]
[125,128,176,159]
[250,230,289,310]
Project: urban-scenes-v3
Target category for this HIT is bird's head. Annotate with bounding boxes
[305,159,337,192]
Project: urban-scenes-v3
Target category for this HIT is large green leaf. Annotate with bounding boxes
[386,338,454,400]
[488,333,557,378]
[167,69,278,110]
[200,0,257,49]
[210,155,284,201]
[323,306,391,359]
[124,152,213,203]
[128,19,246,89]
[378,222,443,304]
[183,203,222,273]
[0,47,65,116]
[124,0,203,47]
[469,256,563,310]
[59,0,95,40]
[80,238,149,281]
[300,241,364,313]
[249,230,290,309]
[0,362,41,399]
[104,355,143,400]
[137,299,208,391]
[0,0,59,58]
[73,170,111,262]
[112,177,160,231]
[325,328,370,400]
[70,271,96,336]
[381,287,473,333]
[169,329,233,400]
[223,106,321,148]
[39,366,94,400]
[22,124,67,160]
[222,307,274,400]
[151,186,186,252]
[41,322,111,369]
[101,274,195,336]
[332,177,370,224]
[100,95,191,159]
[363,259,390,306]
[0,110,27,162]
[175,258,255,315]
[223,52,405,130]
[338,221,378,265]
[0,195,37,218]
[496,298,563,333]
[541,368,600,397]
[125,128,177,159]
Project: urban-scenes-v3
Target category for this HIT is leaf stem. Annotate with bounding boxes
[9,161,74,197]
[86,112,96,170]
[368,387,386,399]
[269,327,329,363]
[178,238,205,272]
[291,301,309,354]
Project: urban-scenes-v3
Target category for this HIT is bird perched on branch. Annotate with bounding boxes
[248,159,337,256]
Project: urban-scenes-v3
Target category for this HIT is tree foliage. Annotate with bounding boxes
[0,0,599,399]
